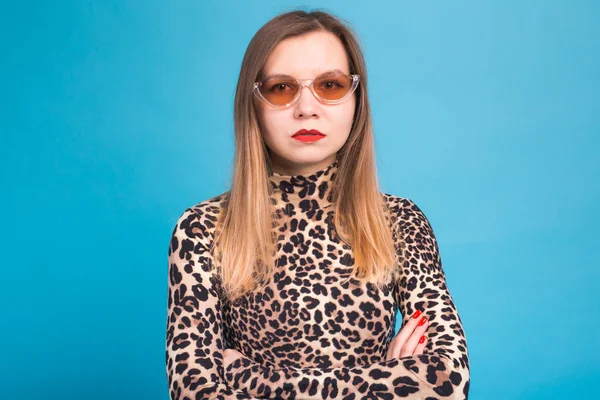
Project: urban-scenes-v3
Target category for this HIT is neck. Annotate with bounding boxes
[268,158,339,208]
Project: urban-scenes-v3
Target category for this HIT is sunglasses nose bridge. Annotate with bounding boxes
[297,78,314,87]
[295,79,319,103]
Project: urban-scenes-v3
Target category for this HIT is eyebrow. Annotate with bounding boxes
[263,69,347,80]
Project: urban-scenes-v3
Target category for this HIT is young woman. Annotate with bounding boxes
[166,10,470,400]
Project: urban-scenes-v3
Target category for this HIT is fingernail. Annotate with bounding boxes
[411,309,421,319]
[419,335,427,344]
[418,316,427,326]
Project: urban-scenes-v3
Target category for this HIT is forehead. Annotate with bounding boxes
[262,31,350,78]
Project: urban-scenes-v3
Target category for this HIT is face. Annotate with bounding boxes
[255,30,357,176]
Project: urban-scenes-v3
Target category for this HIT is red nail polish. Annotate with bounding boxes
[411,309,421,319]
[418,316,427,326]
[419,335,427,344]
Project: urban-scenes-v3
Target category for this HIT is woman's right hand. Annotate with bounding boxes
[385,309,429,360]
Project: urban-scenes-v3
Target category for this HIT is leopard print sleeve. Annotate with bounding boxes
[165,207,258,400]
[222,198,470,399]
[391,198,470,397]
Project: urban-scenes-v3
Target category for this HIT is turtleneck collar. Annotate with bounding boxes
[268,158,339,208]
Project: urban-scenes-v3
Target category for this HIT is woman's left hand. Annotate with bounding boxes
[223,348,245,371]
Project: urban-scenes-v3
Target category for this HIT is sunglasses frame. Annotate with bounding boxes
[253,74,360,109]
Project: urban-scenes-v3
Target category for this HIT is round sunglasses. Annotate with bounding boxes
[253,73,360,108]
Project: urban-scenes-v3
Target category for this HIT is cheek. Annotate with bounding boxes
[260,109,294,130]
[257,108,290,144]
[334,98,357,129]
[256,105,272,134]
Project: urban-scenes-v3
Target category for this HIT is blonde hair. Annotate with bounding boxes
[213,9,399,302]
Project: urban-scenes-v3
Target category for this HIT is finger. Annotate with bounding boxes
[386,337,399,361]
[400,318,429,357]
[391,309,427,358]
[386,333,405,360]
[395,309,427,345]
[223,349,238,366]
[413,335,428,355]
[224,348,241,357]
[387,310,427,360]
[387,311,424,360]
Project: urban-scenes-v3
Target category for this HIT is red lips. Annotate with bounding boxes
[292,129,325,137]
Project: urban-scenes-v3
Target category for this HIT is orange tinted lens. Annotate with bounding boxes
[314,75,352,100]
[260,78,299,105]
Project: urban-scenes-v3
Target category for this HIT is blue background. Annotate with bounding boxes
[2,1,598,399]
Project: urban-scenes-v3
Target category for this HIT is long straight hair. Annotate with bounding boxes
[213,9,399,302]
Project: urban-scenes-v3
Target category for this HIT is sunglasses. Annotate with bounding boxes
[253,73,360,108]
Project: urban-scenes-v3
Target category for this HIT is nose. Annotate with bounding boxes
[293,83,320,118]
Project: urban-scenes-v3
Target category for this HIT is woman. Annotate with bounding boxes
[165,9,470,400]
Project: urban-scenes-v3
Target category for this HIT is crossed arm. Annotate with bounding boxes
[165,199,470,399]
[221,198,470,399]
[165,207,257,399]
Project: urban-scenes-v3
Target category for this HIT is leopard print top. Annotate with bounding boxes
[166,159,470,399]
